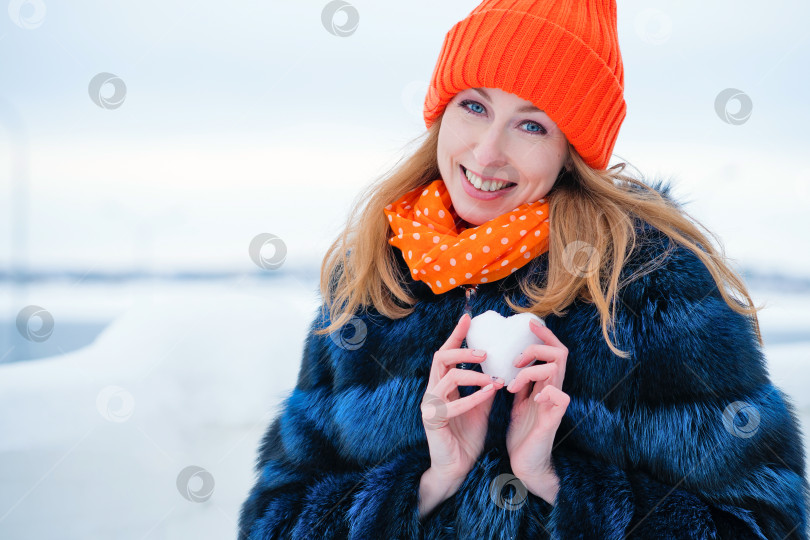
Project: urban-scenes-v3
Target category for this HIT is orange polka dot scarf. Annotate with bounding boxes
[384,178,550,295]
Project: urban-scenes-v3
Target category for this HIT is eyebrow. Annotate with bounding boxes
[472,87,544,113]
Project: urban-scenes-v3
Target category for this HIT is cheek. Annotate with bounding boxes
[436,139,451,175]
[437,130,464,168]
[518,165,560,198]
[437,126,452,159]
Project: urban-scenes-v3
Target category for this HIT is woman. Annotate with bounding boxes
[239,0,809,538]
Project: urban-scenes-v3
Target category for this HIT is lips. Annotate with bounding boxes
[461,165,517,188]
[458,164,517,201]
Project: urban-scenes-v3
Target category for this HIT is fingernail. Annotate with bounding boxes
[490,376,504,385]
[506,379,515,392]
[482,383,494,392]
[472,349,486,357]
[513,352,524,366]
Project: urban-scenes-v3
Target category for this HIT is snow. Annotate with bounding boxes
[0,278,807,539]
[0,277,321,539]
[466,310,545,384]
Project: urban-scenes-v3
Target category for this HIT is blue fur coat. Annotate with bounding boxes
[239,182,809,539]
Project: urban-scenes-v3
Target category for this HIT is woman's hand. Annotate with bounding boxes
[421,313,505,490]
[505,319,570,504]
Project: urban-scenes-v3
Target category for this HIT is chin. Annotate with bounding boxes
[451,208,475,228]
[456,211,487,228]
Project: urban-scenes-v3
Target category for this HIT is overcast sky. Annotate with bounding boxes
[1,0,809,275]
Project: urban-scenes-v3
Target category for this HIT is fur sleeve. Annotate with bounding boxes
[545,239,809,539]
[443,447,555,537]
[237,307,431,540]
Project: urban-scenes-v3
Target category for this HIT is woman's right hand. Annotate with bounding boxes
[420,312,505,489]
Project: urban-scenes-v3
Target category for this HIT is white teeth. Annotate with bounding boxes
[463,167,513,191]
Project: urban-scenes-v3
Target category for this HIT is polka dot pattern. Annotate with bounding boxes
[384,178,550,295]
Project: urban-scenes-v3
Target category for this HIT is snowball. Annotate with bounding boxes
[465,310,546,383]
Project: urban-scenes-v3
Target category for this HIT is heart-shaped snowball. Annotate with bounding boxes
[465,310,546,383]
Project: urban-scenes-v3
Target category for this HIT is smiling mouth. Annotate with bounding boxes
[460,165,517,191]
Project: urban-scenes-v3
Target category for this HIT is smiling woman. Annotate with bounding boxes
[238,0,809,538]
[438,87,571,225]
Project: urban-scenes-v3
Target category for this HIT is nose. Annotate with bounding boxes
[471,122,509,173]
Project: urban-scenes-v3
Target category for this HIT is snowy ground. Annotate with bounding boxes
[0,277,807,539]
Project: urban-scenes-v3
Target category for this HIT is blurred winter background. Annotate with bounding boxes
[1,0,808,538]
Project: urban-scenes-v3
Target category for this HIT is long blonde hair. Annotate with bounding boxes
[312,113,763,358]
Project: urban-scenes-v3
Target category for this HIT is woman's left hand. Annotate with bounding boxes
[505,319,570,504]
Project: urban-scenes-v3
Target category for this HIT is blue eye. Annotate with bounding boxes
[457,99,547,136]
[524,122,543,133]
[462,100,486,114]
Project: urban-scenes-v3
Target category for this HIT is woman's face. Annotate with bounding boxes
[437,86,570,227]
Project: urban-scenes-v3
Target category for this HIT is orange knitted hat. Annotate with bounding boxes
[423,0,626,171]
